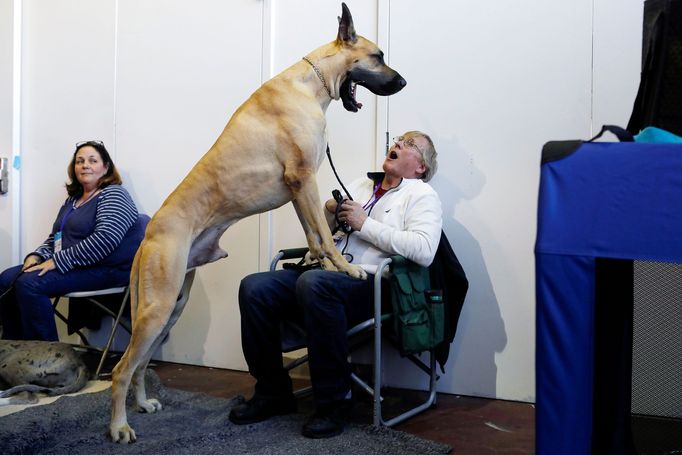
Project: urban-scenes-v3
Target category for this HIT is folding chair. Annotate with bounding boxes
[271,248,440,427]
[52,213,150,377]
[53,286,131,377]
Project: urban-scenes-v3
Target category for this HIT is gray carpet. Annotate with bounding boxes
[0,371,451,454]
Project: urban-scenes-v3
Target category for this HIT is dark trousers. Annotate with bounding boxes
[238,268,376,406]
[0,264,130,341]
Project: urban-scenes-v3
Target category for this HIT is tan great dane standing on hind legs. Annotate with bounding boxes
[109,3,406,443]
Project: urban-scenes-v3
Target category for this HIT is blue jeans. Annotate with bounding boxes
[238,268,379,405]
[0,264,130,341]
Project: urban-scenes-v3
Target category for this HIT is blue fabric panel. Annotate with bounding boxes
[536,142,682,263]
[536,253,596,455]
[635,126,682,143]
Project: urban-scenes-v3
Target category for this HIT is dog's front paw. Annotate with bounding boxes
[137,398,162,414]
[319,257,337,271]
[110,423,137,444]
[345,264,367,280]
[329,257,367,279]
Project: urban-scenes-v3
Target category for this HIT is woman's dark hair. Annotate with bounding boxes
[65,141,122,197]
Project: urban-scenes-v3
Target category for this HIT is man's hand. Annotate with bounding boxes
[24,258,56,276]
[324,198,338,213]
[337,199,368,232]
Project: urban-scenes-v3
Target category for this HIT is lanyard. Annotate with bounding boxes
[362,183,384,213]
[59,190,100,232]
[59,205,76,232]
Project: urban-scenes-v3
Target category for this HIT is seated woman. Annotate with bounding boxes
[0,141,140,341]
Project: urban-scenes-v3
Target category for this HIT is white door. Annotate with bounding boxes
[386,0,594,401]
[114,0,264,368]
[19,0,264,369]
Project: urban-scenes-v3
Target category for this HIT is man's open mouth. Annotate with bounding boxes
[388,150,398,159]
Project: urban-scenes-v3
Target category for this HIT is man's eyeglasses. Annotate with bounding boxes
[75,140,105,149]
[393,136,423,156]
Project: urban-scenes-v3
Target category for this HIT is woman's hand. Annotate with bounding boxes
[337,199,368,232]
[24,258,56,276]
[22,254,43,271]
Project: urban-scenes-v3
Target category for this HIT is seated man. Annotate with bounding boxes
[230,131,442,438]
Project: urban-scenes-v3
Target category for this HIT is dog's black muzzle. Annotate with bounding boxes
[355,68,407,96]
[341,67,407,112]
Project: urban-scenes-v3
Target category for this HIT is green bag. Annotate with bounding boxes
[388,256,444,355]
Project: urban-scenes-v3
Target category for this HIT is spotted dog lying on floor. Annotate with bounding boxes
[0,340,89,405]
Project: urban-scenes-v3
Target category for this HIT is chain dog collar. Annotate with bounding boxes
[302,56,333,99]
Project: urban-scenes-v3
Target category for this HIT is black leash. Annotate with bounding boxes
[0,268,24,301]
[326,144,355,234]
[326,145,353,201]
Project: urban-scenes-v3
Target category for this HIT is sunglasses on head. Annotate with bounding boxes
[75,140,105,149]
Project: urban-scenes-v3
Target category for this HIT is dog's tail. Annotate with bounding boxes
[0,391,39,405]
[0,364,89,399]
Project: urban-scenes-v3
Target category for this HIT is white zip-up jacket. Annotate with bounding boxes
[332,173,442,274]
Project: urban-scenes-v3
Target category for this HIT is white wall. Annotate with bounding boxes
[0,0,15,272]
[0,0,644,402]
[19,0,117,345]
[21,0,117,249]
[268,0,381,252]
[593,0,644,128]
[15,0,263,366]
[385,0,594,401]
[112,0,263,367]
[381,0,642,401]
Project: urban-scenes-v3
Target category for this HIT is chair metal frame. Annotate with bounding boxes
[49,213,151,378]
[52,286,132,377]
[271,248,439,427]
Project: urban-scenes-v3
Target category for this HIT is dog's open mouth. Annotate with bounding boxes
[340,78,363,112]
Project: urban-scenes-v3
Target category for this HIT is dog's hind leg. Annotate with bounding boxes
[110,243,189,444]
[110,250,143,443]
[130,269,196,413]
[110,290,181,442]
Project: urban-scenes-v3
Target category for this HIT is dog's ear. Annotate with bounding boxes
[337,2,357,44]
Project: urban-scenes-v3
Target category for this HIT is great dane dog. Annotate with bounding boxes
[109,3,405,443]
[0,340,89,405]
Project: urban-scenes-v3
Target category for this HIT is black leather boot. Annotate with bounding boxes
[228,394,297,425]
[301,399,353,439]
